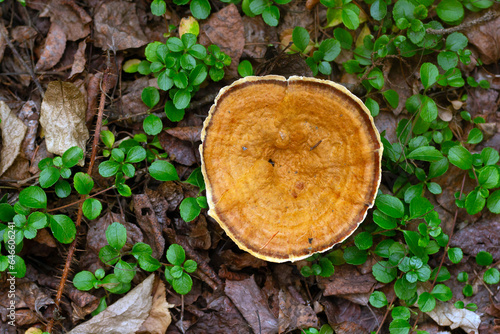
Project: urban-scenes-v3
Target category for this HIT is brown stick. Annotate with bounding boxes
[426,10,500,35]
[45,70,112,333]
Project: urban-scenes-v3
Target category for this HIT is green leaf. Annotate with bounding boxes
[172,272,193,294]
[367,67,384,90]
[487,190,500,214]
[196,196,208,209]
[394,277,417,301]
[478,166,499,189]
[467,128,483,144]
[431,284,452,301]
[164,101,185,122]
[354,231,373,250]
[149,160,179,181]
[73,172,94,195]
[138,254,162,272]
[238,60,254,77]
[143,114,163,136]
[141,87,160,109]
[465,190,485,215]
[158,71,174,91]
[188,45,207,60]
[420,96,438,122]
[173,72,189,89]
[420,63,439,89]
[376,194,405,218]
[343,246,367,265]
[167,37,184,52]
[173,89,191,109]
[126,146,147,164]
[99,245,121,265]
[292,26,310,52]
[446,32,468,51]
[392,306,411,320]
[0,203,15,222]
[131,242,153,259]
[19,186,47,209]
[373,210,397,229]
[82,198,102,220]
[50,214,76,244]
[99,160,120,177]
[383,90,399,109]
[151,0,166,16]
[448,247,464,264]
[334,28,353,49]
[484,268,500,284]
[389,319,411,334]
[437,0,464,24]
[370,0,387,20]
[418,292,436,312]
[184,259,198,273]
[262,5,280,27]
[403,230,426,258]
[448,146,472,170]
[429,157,449,179]
[365,98,379,117]
[249,0,266,15]
[369,291,388,308]
[106,222,127,250]
[114,260,136,283]
[62,146,84,168]
[476,251,493,266]
[481,147,500,165]
[40,167,60,188]
[342,8,360,30]
[409,196,433,219]
[180,197,201,222]
[372,261,397,283]
[27,212,48,229]
[185,167,205,191]
[190,0,211,20]
[73,271,96,291]
[437,51,458,71]
[167,244,186,265]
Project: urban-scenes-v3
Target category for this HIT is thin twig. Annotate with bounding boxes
[46,69,113,333]
[0,23,44,98]
[426,10,500,35]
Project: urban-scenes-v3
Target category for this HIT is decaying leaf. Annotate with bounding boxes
[68,274,155,334]
[69,40,87,78]
[278,288,318,332]
[0,101,27,176]
[40,81,89,166]
[465,9,500,65]
[225,275,279,334]
[137,277,174,334]
[93,0,148,50]
[35,23,67,72]
[425,300,480,333]
[0,23,8,64]
[37,0,91,41]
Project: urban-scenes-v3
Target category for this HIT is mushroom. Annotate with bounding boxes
[200,75,382,262]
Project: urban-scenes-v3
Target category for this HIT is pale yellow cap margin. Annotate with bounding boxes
[199,75,383,263]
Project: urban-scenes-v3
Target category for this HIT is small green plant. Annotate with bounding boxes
[179,167,208,222]
[137,34,231,128]
[302,324,333,334]
[242,0,292,26]
[73,223,198,311]
[150,0,211,20]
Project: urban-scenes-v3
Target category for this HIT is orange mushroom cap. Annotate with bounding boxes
[200,75,382,262]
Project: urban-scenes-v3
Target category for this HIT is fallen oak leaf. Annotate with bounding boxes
[0,101,27,176]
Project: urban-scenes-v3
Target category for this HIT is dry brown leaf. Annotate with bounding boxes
[68,274,155,334]
[425,298,480,333]
[225,275,279,334]
[38,0,91,41]
[35,23,67,72]
[200,4,245,77]
[0,101,27,176]
[464,7,500,65]
[93,0,148,51]
[0,23,7,64]
[137,278,174,334]
[317,265,383,296]
[18,100,39,161]
[11,26,38,45]
[40,81,89,166]
[158,132,198,166]
[69,40,87,78]
[165,126,202,142]
[278,288,318,332]
[133,194,165,259]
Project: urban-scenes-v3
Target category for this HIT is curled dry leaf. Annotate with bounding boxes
[18,101,39,161]
[136,278,174,334]
[0,101,27,176]
[423,296,480,333]
[69,40,87,78]
[40,81,89,166]
[35,23,67,72]
[93,0,148,51]
[38,0,91,41]
[68,274,155,334]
